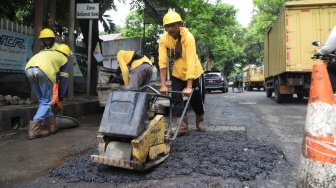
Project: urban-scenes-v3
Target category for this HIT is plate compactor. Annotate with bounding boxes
[90,85,192,170]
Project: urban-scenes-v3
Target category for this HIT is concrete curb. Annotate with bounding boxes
[0,100,103,132]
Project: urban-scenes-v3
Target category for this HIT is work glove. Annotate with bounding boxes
[56,101,63,114]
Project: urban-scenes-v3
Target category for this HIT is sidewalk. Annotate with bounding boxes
[0,95,103,132]
[0,113,103,188]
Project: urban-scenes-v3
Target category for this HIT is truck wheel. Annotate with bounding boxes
[286,94,293,102]
[296,94,304,99]
[266,88,273,97]
[274,80,286,103]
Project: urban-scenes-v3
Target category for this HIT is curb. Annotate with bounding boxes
[0,100,103,132]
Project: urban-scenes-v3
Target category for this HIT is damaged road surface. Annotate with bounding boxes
[3,90,306,188]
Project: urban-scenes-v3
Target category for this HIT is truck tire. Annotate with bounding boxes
[266,88,273,97]
[274,80,286,103]
[296,94,304,99]
[286,94,293,102]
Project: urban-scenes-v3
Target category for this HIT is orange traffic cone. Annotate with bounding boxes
[297,63,336,187]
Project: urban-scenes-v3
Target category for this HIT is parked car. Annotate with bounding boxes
[204,71,229,93]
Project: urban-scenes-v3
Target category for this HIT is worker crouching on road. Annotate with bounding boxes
[158,10,206,136]
[39,28,59,50]
[117,50,153,89]
[25,44,70,140]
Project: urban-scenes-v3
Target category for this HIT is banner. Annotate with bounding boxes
[0,28,34,73]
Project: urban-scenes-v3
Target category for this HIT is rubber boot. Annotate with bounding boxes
[196,115,206,132]
[45,116,58,134]
[177,116,189,136]
[28,120,50,140]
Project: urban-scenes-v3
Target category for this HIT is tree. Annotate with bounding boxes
[243,0,295,65]
[122,11,164,56]
[187,2,243,74]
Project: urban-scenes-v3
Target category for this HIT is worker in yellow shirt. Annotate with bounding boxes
[158,11,206,136]
[116,50,153,89]
[25,44,70,140]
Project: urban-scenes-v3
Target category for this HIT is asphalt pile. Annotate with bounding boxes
[49,130,288,185]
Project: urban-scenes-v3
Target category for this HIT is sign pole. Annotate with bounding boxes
[76,2,99,99]
[87,19,92,99]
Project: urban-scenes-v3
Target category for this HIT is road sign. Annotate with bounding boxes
[76,3,99,19]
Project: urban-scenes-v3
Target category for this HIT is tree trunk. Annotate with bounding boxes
[48,0,57,30]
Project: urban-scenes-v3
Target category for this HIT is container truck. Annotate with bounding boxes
[264,0,336,103]
[242,64,265,91]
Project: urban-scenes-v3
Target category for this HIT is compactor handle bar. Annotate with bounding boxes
[170,87,198,140]
[311,53,336,61]
[138,85,198,141]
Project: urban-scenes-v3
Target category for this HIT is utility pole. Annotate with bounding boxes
[31,0,44,103]
[68,0,75,100]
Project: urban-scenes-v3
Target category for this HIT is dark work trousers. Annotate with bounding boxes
[129,63,153,88]
[327,61,336,92]
[171,74,205,117]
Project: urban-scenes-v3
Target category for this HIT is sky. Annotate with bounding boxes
[99,0,254,31]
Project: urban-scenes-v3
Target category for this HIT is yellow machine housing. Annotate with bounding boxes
[91,86,174,171]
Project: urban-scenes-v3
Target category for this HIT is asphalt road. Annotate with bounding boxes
[1,88,308,188]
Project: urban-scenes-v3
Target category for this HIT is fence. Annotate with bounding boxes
[0,18,86,47]
[0,18,34,35]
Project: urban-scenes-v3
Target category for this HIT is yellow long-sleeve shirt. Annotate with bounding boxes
[116,50,152,85]
[158,27,203,81]
[25,50,68,84]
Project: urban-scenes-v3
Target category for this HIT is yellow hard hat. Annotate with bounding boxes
[56,44,70,57]
[163,11,183,26]
[39,28,55,38]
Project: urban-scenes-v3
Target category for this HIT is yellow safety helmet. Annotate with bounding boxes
[39,28,55,38]
[56,44,71,57]
[163,11,183,26]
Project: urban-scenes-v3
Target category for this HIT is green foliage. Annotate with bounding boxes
[122,11,164,55]
[0,0,34,24]
[187,2,243,74]
[122,11,143,37]
[243,0,297,66]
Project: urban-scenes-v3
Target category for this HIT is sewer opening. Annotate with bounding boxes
[11,117,21,129]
